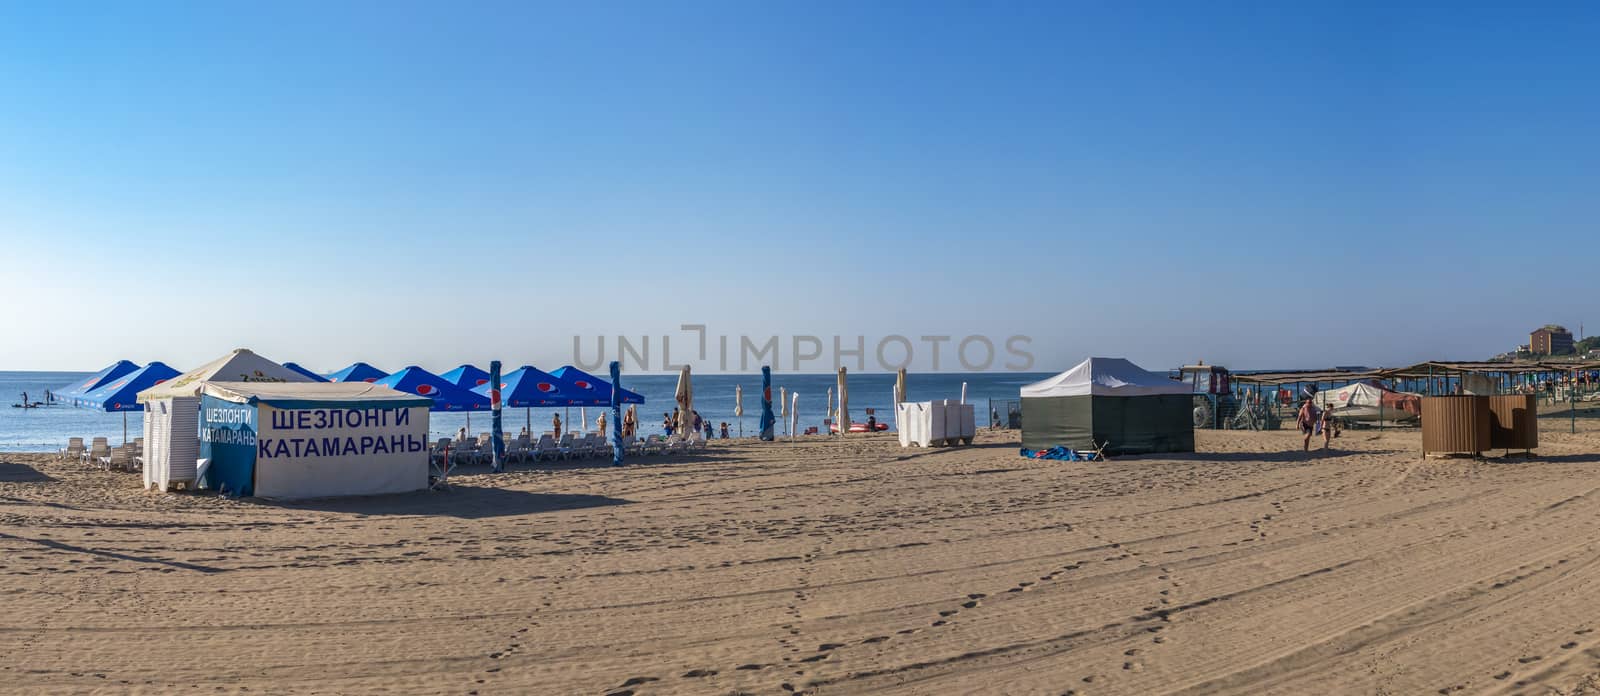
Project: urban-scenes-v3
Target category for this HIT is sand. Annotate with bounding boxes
[6,425,1600,695]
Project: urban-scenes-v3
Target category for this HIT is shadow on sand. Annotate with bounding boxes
[1154,447,1393,464]
[0,530,225,573]
[266,486,631,519]
[0,461,56,483]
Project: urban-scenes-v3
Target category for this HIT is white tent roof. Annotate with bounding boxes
[202,381,431,405]
[138,348,312,403]
[1021,357,1191,398]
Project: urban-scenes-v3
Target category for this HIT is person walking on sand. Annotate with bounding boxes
[1320,402,1340,448]
[1297,399,1319,451]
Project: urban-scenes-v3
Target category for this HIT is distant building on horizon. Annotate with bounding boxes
[1530,324,1574,355]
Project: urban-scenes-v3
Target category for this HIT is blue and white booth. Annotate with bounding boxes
[199,381,432,499]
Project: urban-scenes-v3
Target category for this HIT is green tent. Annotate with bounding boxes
[1021,357,1194,455]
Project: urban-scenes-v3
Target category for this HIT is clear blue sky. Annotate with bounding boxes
[1,1,1595,373]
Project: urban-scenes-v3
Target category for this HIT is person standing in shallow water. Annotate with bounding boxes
[1297,399,1319,451]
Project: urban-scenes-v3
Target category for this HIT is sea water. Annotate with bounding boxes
[0,370,1052,452]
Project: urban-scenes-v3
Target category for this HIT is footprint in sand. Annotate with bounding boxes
[1564,642,1579,649]
[619,676,659,687]
[1493,671,1512,680]
[862,635,890,644]
[962,600,981,609]
[1518,656,1542,664]
[681,668,718,678]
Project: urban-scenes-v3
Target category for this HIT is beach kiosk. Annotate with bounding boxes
[199,382,432,498]
[1021,357,1194,455]
[137,349,313,492]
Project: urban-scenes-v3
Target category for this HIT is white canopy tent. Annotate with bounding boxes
[199,381,431,499]
[137,349,314,492]
[1021,357,1191,398]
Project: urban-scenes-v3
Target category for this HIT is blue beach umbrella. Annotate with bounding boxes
[472,366,575,407]
[373,366,490,412]
[324,362,389,383]
[282,362,331,382]
[550,365,644,405]
[59,360,142,405]
[441,364,492,390]
[474,365,579,436]
[75,361,182,443]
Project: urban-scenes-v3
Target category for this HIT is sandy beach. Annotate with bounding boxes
[6,426,1600,695]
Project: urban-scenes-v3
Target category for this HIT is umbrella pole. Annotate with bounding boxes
[123,412,128,445]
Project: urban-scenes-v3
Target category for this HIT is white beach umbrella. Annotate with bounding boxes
[580,407,587,435]
[826,387,834,422]
[790,392,799,442]
[897,368,907,403]
[675,365,693,436]
[960,381,967,405]
[779,386,788,435]
[837,367,850,435]
[733,385,743,438]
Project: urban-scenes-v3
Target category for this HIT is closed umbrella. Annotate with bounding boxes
[897,368,907,403]
[826,387,834,424]
[759,366,775,441]
[779,386,788,435]
[675,366,693,437]
[734,384,744,438]
[790,392,799,442]
[837,367,850,435]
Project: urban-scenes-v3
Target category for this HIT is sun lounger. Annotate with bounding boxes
[84,438,110,466]
[661,436,689,455]
[622,435,642,456]
[582,434,605,458]
[555,433,576,460]
[528,434,556,461]
[430,438,453,467]
[452,444,486,466]
[60,437,84,461]
[100,445,131,471]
